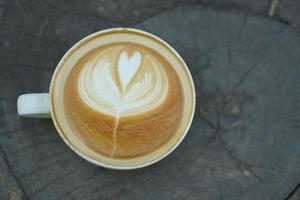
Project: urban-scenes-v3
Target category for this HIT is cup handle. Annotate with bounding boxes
[17,93,51,118]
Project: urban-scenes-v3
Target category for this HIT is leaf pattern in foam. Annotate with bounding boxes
[78,47,169,117]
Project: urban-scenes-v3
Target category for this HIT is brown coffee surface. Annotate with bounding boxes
[63,42,184,158]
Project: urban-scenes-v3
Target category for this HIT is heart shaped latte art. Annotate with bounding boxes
[118,51,141,92]
[78,47,169,118]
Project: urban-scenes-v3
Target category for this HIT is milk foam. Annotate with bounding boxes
[78,46,169,117]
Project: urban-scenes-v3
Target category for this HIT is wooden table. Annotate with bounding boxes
[1,3,300,200]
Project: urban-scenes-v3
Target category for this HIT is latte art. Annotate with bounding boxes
[51,29,195,168]
[62,40,187,159]
[78,47,169,117]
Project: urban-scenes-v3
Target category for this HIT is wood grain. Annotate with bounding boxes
[1,1,300,200]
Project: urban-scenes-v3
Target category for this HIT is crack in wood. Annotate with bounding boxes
[15,139,61,153]
[284,182,300,200]
[199,113,218,130]
[57,171,99,200]
[25,32,70,47]
[0,145,29,200]
[19,150,69,179]
[41,0,122,25]
[9,63,53,71]
[59,169,148,200]
[90,170,148,199]
[29,185,48,198]
[42,0,62,12]
[217,133,263,181]
[214,83,261,180]
[0,125,50,138]
[237,14,248,43]
[36,148,69,162]
[200,45,286,181]
[29,169,77,198]
[223,64,257,109]
[197,51,263,180]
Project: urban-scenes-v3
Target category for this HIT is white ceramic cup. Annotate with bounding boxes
[17,28,196,169]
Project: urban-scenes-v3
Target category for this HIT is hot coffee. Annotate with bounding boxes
[50,29,195,167]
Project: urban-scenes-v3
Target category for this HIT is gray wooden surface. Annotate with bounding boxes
[1,1,300,200]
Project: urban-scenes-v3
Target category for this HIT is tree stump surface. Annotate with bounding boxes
[1,3,300,200]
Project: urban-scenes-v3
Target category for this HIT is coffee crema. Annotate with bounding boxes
[64,42,184,158]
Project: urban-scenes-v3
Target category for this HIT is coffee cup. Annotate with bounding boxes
[17,28,196,169]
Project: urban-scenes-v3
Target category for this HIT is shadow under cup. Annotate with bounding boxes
[50,28,196,169]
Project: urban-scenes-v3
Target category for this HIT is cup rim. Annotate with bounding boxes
[49,27,196,170]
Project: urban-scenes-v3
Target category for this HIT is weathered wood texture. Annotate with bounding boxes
[1,1,300,200]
